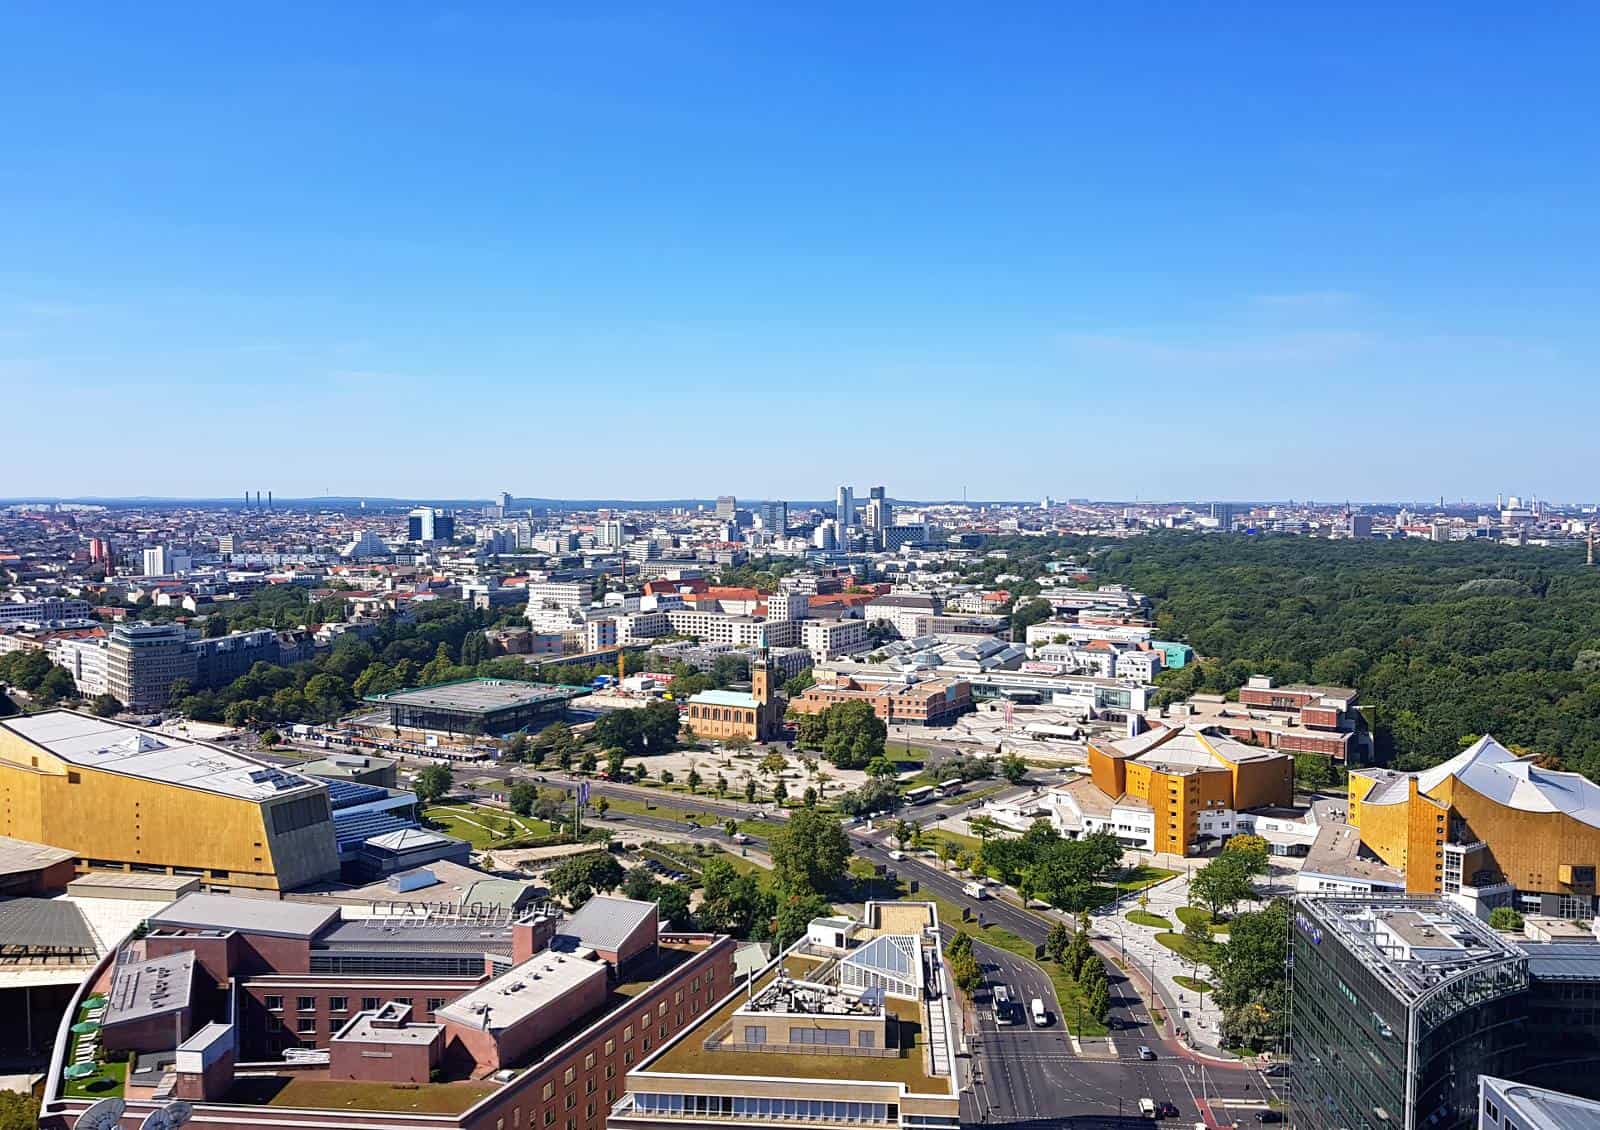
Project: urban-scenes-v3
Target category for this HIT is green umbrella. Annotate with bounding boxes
[71,1020,100,1035]
[64,1063,96,1080]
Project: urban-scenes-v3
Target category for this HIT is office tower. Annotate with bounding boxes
[1290,897,1529,1130]
[835,485,854,526]
[813,519,838,551]
[715,495,737,520]
[106,621,199,712]
[758,500,788,533]
[865,485,890,530]
[407,508,456,542]
[1209,502,1235,531]
[600,519,625,548]
[142,546,169,576]
[497,490,512,511]
[218,533,237,556]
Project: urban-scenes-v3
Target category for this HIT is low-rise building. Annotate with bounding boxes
[788,669,973,727]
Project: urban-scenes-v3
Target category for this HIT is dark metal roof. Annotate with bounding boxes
[1520,941,1600,982]
[554,895,657,953]
[0,897,97,953]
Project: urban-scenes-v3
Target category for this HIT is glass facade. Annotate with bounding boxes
[630,1094,897,1124]
[1290,907,1528,1130]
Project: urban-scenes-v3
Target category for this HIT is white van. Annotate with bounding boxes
[963,880,990,899]
[1030,997,1048,1026]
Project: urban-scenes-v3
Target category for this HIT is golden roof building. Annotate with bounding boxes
[1349,735,1600,917]
[1085,724,1294,856]
[0,710,340,893]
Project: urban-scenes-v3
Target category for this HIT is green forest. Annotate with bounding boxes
[978,533,1600,779]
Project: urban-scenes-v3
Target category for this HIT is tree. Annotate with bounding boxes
[1190,850,1264,922]
[700,857,775,937]
[760,750,788,777]
[803,785,818,807]
[1213,898,1290,1052]
[639,699,681,752]
[509,781,537,816]
[865,755,896,778]
[623,866,660,901]
[548,853,625,902]
[782,670,816,698]
[950,947,983,994]
[893,820,916,849]
[772,778,788,805]
[744,777,758,803]
[90,692,123,717]
[1224,834,1271,865]
[414,764,454,806]
[580,749,598,775]
[686,767,701,794]
[260,728,281,747]
[656,882,693,926]
[0,1088,41,1130]
[768,807,850,895]
[592,709,644,756]
[772,888,833,949]
[505,732,529,762]
[838,777,901,817]
[460,630,489,666]
[1046,921,1071,965]
[594,795,610,818]
[1294,752,1335,793]
[999,753,1028,784]
[817,700,887,770]
[1489,906,1525,931]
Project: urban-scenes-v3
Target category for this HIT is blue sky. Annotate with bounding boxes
[2,4,1597,502]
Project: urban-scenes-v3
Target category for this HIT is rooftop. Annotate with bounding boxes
[1302,823,1405,887]
[554,895,658,954]
[150,891,341,940]
[0,711,324,802]
[0,897,97,957]
[0,834,75,877]
[1297,896,1525,1004]
[364,678,578,714]
[106,949,194,1025]
[686,689,760,708]
[433,948,606,1032]
[1481,1077,1600,1130]
[1099,724,1281,771]
[333,1003,444,1046]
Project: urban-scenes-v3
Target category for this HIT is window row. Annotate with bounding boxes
[632,1094,898,1124]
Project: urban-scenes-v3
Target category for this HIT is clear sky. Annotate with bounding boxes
[2,4,1597,502]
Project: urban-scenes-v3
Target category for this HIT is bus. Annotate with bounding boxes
[935,780,964,799]
[905,785,936,805]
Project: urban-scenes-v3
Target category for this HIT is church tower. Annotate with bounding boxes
[752,649,772,705]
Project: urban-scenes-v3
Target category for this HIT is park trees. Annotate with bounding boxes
[413,764,454,806]
[548,852,625,904]
[1213,898,1290,1052]
[1190,846,1267,923]
[768,807,850,894]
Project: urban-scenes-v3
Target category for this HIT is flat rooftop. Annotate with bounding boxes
[0,834,75,877]
[1,711,323,802]
[1483,1077,1600,1130]
[1302,824,1405,887]
[150,891,341,940]
[647,955,947,1093]
[434,948,606,1032]
[107,949,194,1025]
[364,678,577,714]
[334,1004,444,1046]
[1298,896,1524,1004]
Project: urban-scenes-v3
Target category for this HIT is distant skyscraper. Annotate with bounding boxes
[141,546,169,576]
[716,495,737,520]
[407,508,455,542]
[865,485,890,530]
[759,500,788,534]
[835,485,855,527]
[1209,502,1235,531]
[497,490,513,511]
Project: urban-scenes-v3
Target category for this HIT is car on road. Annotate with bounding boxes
[731,832,751,844]
[1138,1098,1157,1119]
[1137,1045,1157,1061]
[888,849,905,860]
[1030,997,1049,1026]
[1156,1102,1179,1119]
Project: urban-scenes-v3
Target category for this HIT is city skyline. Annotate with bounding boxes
[5,6,1599,497]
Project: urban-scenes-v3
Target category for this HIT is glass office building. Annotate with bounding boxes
[1290,897,1529,1130]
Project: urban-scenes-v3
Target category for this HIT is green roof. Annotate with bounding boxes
[687,689,760,708]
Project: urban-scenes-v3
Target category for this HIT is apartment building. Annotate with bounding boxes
[862,595,940,640]
[105,621,197,711]
[0,596,94,625]
[799,617,869,662]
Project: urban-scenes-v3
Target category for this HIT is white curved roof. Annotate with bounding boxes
[1420,735,1600,829]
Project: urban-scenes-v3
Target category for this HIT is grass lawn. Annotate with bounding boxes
[231,1076,499,1113]
[63,1058,125,1100]
[1113,864,1178,891]
[1174,975,1213,992]
[1155,931,1221,969]
[1126,910,1172,929]
[1175,906,1231,935]
[598,795,784,838]
[922,828,984,855]
[424,804,554,848]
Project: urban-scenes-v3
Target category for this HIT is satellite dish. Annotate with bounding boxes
[78,1098,127,1130]
[140,1110,172,1130]
[165,1101,194,1127]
